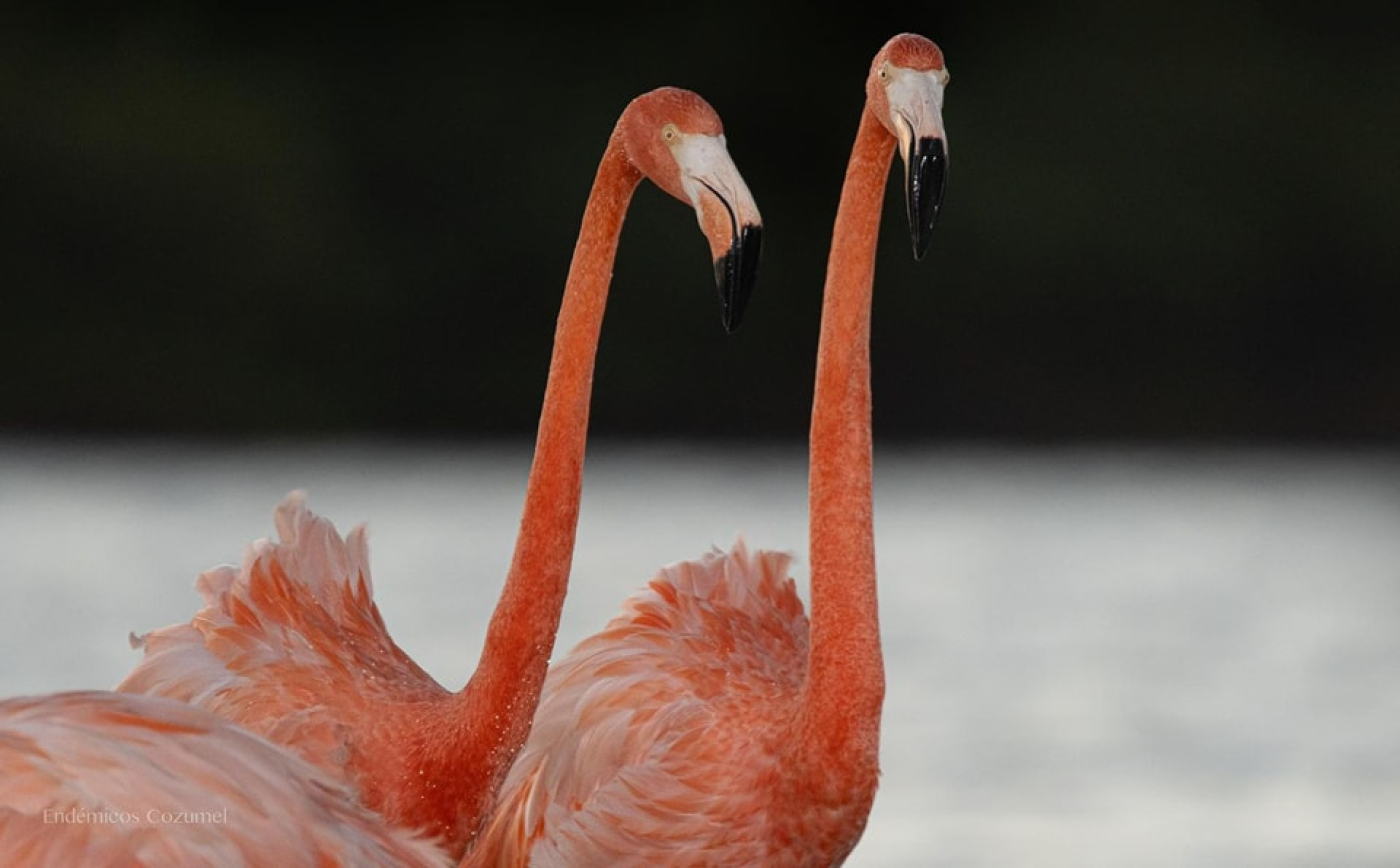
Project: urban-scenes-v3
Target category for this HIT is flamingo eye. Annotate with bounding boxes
[662,123,679,143]
[878,63,891,83]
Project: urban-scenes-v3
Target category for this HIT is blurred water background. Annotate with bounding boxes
[1,439,1397,866]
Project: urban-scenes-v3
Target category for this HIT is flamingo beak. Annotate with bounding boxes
[903,135,946,261]
[714,220,762,333]
[675,133,763,332]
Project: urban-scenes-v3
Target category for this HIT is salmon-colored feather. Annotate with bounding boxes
[0,691,450,867]
[120,492,450,806]
[474,543,816,866]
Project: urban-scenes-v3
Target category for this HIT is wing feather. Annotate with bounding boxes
[469,540,809,866]
[0,691,451,867]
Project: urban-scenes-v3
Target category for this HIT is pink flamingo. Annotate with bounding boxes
[466,33,948,865]
[113,86,762,858]
[0,691,450,866]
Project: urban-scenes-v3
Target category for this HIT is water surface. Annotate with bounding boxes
[2,440,1397,866]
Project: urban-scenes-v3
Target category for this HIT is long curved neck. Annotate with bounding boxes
[450,131,641,792]
[796,105,890,787]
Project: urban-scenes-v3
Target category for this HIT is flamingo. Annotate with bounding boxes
[465,33,948,866]
[113,86,762,859]
[0,691,450,866]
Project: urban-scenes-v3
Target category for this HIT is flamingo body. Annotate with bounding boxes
[468,550,879,868]
[469,542,863,866]
[118,491,468,844]
[0,691,450,867]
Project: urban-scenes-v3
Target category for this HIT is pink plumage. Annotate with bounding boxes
[472,543,811,864]
[0,690,450,867]
[119,491,449,801]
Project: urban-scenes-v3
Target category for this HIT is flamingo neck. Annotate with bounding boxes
[443,133,641,827]
[797,105,890,791]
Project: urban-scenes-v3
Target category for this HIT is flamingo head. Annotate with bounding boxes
[867,33,950,260]
[618,87,763,332]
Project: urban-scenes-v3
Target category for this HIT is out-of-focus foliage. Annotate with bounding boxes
[3,5,1396,442]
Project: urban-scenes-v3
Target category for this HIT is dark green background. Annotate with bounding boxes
[4,5,1396,443]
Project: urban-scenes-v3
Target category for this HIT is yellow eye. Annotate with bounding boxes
[878,63,891,83]
[662,123,678,142]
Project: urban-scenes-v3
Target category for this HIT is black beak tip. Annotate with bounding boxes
[907,136,947,261]
[912,227,934,262]
[714,223,762,333]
